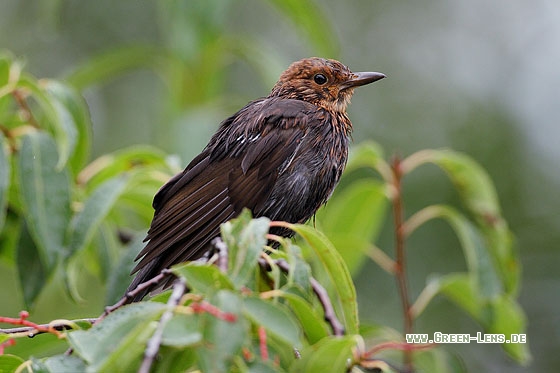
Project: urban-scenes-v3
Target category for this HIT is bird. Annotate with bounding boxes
[126,57,385,301]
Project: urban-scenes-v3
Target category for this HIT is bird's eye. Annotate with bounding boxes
[313,74,327,85]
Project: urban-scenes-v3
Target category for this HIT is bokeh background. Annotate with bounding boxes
[1,0,558,371]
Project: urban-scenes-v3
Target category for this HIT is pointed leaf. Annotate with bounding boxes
[196,290,248,373]
[65,45,162,90]
[221,210,269,288]
[16,223,48,308]
[288,224,359,335]
[0,355,25,373]
[105,232,145,305]
[266,0,339,56]
[172,262,234,295]
[67,175,129,256]
[161,313,202,347]
[94,321,157,373]
[17,76,74,169]
[17,132,71,268]
[404,150,518,294]
[318,179,388,274]
[0,52,22,98]
[435,273,530,364]
[422,205,503,300]
[437,273,481,318]
[290,335,358,372]
[78,145,170,191]
[42,355,87,373]
[487,296,531,364]
[42,80,92,173]
[345,141,385,174]
[277,290,329,344]
[243,296,303,348]
[67,302,166,364]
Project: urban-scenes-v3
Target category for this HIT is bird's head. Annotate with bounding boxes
[269,57,385,112]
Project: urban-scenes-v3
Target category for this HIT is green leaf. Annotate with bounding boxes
[277,290,329,344]
[0,54,12,88]
[93,321,157,373]
[0,52,22,98]
[429,274,529,364]
[246,360,286,373]
[437,273,481,319]
[42,355,87,373]
[487,296,531,364]
[0,132,10,231]
[318,179,388,274]
[345,141,385,174]
[266,0,339,56]
[290,335,358,372]
[153,347,196,373]
[413,205,502,301]
[16,222,48,309]
[67,175,129,256]
[289,224,359,335]
[196,290,248,373]
[161,313,202,347]
[42,80,92,173]
[0,354,25,373]
[17,132,71,268]
[406,150,518,295]
[243,296,303,348]
[65,45,163,90]
[0,212,21,265]
[172,262,234,295]
[105,232,145,305]
[282,244,312,294]
[67,302,166,365]
[79,145,170,191]
[221,210,269,288]
[17,76,74,169]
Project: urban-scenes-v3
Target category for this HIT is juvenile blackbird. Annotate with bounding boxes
[127,57,385,301]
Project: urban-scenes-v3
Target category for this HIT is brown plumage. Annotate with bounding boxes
[126,57,385,301]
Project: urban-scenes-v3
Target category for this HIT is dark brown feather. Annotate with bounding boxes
[126,57,384,301]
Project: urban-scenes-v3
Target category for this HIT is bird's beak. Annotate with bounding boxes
[340,71,386,90]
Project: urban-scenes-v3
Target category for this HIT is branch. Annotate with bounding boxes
[390,156,414,371]
[139,276,187,373]
[211,237,229,273]
[259,258,345,336]
[12,89,40,129]
[96,268,173,324]
[0,317,97,337]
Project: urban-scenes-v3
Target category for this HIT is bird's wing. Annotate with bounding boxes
[131,98,315,278]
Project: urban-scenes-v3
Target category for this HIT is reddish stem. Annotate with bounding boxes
[0,311,62,338]
[258,326,269,361]
[191,301,237,322]
[391,157,414,371]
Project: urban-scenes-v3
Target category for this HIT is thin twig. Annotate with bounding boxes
[390,156,413,372]
[0,318,98,336]
[139,277,187,373]
[211,237,229,273]
[97,269,173,325]
[309,277,345,336]
[260,258,345,336]
[364,244,397,274]
[12,90,40,129]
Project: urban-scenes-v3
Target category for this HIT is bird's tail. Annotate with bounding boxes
[123,259,166,304]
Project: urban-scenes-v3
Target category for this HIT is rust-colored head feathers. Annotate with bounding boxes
[125,57,385,303]
[269,57,385,112]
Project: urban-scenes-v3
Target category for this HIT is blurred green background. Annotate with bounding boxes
[0,0,557,371]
